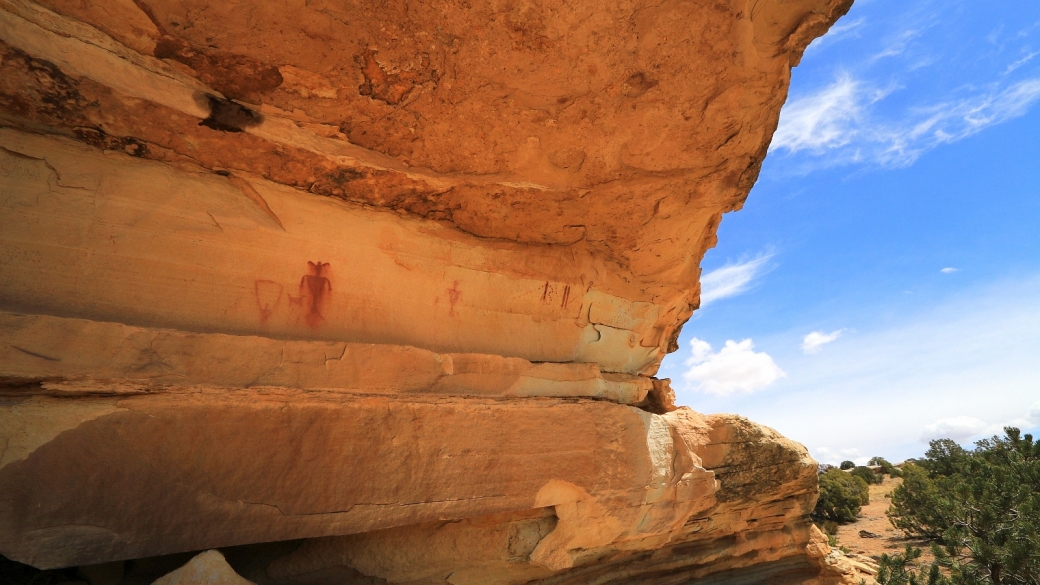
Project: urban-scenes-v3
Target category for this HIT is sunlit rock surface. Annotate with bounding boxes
[0,0,855,581]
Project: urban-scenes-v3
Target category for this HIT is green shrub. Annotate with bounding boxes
[840,460,856,470]
[851,465,882,485]
[815,468,869,523]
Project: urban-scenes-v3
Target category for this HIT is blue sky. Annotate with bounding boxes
[658,0,1040,465]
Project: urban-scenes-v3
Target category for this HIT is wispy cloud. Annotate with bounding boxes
[801,329,846,354]
[941,267,959,274]
[770,74,865,154]
[683,338,785,396]
[1005,51,1039,75]
[699,253,773,307]
[770,0,1040,173]
[772,75,1040,169]
[870,29,922,61]
[806,17,866,53]
[987,25,1006,46]
[878,78,1040,165]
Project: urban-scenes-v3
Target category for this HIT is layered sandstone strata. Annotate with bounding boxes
[0,0,853,581]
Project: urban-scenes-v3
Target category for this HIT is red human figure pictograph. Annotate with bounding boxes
[447,280,461,316]
[298,261,331,328]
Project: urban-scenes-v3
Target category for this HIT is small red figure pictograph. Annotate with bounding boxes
[540,282,571,309]
[447,280,462,317]
[254,279,284,324]
[289,261,332,328]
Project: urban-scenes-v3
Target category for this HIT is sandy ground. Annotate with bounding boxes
[831,475,935,565]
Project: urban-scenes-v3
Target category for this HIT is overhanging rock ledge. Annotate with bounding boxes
[0,0,858,582]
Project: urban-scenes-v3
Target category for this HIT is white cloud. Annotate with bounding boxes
[699,254,773,307]
[813,446,869,467]
[666,275,1040,464]
[772,76,1040,169]
[941,267,959,273]
[801,329,846,354]
[683,338,785,396]
[919,416,988,442]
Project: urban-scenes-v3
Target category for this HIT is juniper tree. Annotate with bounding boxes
[882,428,1040,585]
[815,468,870,523]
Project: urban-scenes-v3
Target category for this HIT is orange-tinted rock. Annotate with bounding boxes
[0,0,854,580]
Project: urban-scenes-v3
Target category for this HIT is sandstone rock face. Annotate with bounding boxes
[0,0,852,581]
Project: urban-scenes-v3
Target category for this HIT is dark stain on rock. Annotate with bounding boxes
[73,127,150,157]
[154,35,282,102]
[736,144,769,194]
[310,168,366,196]
[622,72,658,98]
[0,46,95,122]
[307,168,457,222]
[196,93,262,132]
[0,377,49,396]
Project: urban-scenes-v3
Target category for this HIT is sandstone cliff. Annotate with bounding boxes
[0,0,854,581]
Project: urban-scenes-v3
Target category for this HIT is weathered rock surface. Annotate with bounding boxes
[1,371,713,567]
[262,412,829,585]
[0,0,854,581]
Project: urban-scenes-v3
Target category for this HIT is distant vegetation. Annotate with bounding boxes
[814,455,902,529]
[852,465,883,485]
[816,468,870,525]
[876,428,1040,585]
[870,456,903,478]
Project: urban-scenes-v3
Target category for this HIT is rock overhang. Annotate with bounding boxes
[0,0,857,581]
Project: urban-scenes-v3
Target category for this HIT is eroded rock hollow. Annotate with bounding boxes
[0,0,856,582]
